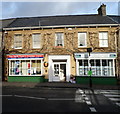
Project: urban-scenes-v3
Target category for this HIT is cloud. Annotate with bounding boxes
[1,2,119,19]
[2,2,18,18]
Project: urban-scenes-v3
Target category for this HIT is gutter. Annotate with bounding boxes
[3,24,119,31]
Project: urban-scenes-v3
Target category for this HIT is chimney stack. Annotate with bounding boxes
[98,4,106,16]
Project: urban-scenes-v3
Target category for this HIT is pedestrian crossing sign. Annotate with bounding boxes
[88,70,92,76]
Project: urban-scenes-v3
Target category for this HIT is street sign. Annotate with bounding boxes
[87,48,92,52]
[88,70,92,76]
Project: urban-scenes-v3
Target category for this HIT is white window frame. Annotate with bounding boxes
[9,58,43,76]
[99,32,108,47]
[14,34,23,49]
[32,33,41,48]
[76,59,115,77]
[55,32,64,47]
[78,32,87,48]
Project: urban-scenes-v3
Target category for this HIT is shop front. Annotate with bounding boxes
[74,52,117,85]
[7,54,45,82]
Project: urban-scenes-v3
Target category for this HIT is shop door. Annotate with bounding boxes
[53,63,66,82]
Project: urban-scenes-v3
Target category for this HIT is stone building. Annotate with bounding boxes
[0,18,15,81]
[2,4,120,84]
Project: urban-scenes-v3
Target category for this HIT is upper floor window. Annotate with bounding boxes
[55,32,64,47]
[78,32,87,47]
[32,33,41,48]
[14,34,22,49]
[99,32,108,47]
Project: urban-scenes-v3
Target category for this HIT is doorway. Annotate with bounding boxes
[53,63,66,82]
[48,55,70,82]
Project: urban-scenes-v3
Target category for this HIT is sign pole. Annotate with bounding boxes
[87,48,92,88]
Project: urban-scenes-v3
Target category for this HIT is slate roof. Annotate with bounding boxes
[3,14,119,29]
[108,15,120,24]
[0,18,15,31]
[1,14,120,29]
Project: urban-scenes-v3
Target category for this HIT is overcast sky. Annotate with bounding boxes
[1,1,119,19]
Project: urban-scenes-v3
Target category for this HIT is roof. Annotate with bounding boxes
[108,15,120,24]
[0,18,15,31]
[1,14,120,29]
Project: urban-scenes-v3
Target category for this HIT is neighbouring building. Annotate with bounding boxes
[109,15,120,83]
[2,4,120,84]
[0,18,16,81]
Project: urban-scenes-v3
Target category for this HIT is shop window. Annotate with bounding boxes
[14,34,22,49]
[78,60,89,76]
[31,60,41,75]
[9,60,42,76]
[78,59,114,76]
[55,32,64,47]
[96,60,101,76]
[78,32,87,47]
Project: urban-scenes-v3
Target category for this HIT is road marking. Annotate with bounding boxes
[104,94,119,97]
[0,95,13,97]
[100,90,120,95]
[100,91,118,94]
[77,89,97,112]
[75,89,85,103]
[14,95,46,100]
[100,90,120,108]
[48,98,75,101]
[89,107,97,112]
[84,97,89,100]
[82,94,86,97]
[116,103,120,107]
[86,101,92,105]
[109,98,120,101]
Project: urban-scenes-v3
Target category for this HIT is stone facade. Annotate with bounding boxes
[3,26,119,81]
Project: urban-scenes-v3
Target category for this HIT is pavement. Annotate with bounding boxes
[2,81,120,89]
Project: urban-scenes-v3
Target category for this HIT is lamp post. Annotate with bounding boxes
[87,48,92,88]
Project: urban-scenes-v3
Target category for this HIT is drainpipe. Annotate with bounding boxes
[118,26,120,80]
[114,30,118,79]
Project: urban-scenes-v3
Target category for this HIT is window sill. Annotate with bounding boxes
[55,46,64,48]
[97,47,109,49]
[32,47,41,49]
[14,48,22,49]
[78,47,87,49]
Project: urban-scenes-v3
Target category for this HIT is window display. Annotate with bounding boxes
[9,60,42,76]
[78,59,114,76]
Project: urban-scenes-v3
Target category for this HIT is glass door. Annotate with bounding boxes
[60,64,66,81]
[53,63,66,82]
[54,64,60,77]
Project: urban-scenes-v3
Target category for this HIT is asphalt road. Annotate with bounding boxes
[2,86,120,112]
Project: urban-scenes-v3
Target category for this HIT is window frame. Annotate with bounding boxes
[76,59,115,77]
[9,59,43,76]
[14,34,23,49]
[55,32,64,47]
[32,33,41,49]
[78,32,87,48]
[99,31,108,47]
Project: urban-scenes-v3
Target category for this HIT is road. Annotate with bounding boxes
[2,86,120,112]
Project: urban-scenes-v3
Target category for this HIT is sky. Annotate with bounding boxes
[1,1,120,19]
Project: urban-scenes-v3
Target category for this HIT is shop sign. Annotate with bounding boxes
[109,54,117,58]
[74,53,117,59]
[44,62,48,67]
[74,53,81,58]
[7,54,44,59]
